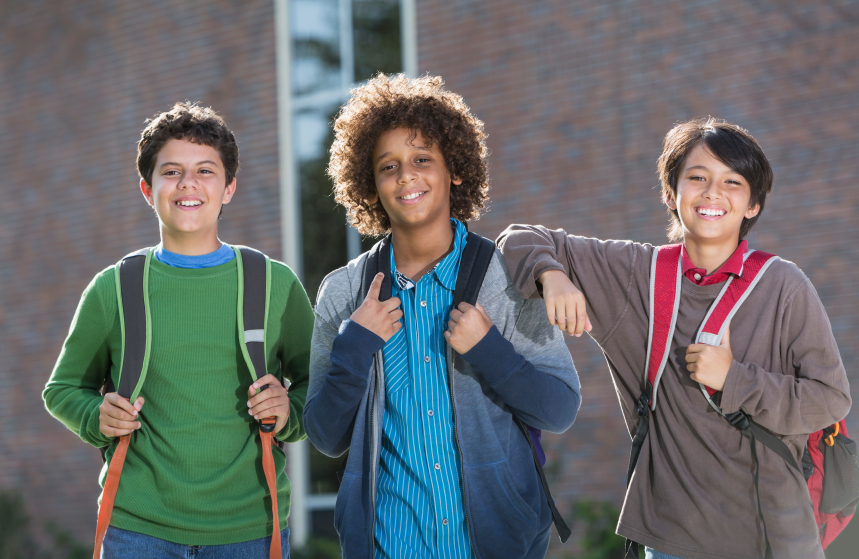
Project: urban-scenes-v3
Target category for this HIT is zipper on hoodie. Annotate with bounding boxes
[369,352,383,557]
[447,345,478,558]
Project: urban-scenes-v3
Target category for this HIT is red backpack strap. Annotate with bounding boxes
[645,244,683,410]
[693,250,779,408]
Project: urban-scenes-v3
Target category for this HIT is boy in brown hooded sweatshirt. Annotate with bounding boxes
[497,118,850,559]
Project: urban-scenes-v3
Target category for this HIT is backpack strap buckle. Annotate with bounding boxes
[260,417,277,434]
[824,423,840,446]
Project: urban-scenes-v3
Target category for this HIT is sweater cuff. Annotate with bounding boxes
[719,360,746,413]
[331,319,386,373]
[461,325,523,385]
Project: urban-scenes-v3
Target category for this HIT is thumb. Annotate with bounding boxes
[720,322,731,347]
[366,273,383,302]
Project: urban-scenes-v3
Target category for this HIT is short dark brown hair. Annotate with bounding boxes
[657,117,773,241]
[137,101,239,187]
[328,73,489,237]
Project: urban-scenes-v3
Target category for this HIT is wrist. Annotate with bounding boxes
[537,269,565,285]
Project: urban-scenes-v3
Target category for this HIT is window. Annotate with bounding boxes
[281,0,416,548]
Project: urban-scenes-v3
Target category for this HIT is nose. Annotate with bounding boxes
[397,163,417,184]
[179,172,198,190]
[702,180,721,200]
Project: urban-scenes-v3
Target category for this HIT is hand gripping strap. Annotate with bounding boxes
[92,435,130,559]
[693,250,778,403]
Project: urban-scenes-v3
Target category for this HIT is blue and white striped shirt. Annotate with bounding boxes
[374,218,474,559]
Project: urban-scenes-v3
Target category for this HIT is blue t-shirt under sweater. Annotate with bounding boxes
[153,243,235,269]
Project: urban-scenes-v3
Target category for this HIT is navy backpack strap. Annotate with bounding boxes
[361,234,393,302]
[455,233,572,543]
[452,232,495,308]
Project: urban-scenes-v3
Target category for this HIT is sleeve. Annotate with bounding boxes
[462,295,581,433]
[303,272,385,457]
[496,224,647,345]
[720,278,851,435]
[275,277,316,443]
[42,272,115,449]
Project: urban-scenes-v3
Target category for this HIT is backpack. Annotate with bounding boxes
[357,231,572,543]
[93,246,284,559]
[624,244,858,559]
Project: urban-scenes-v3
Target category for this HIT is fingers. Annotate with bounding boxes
[100,393,142,437]
[248,375,287,402]
[382,296,401,313]
[365,273,383,302]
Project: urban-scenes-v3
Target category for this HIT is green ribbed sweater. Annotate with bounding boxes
[43,255,314,545]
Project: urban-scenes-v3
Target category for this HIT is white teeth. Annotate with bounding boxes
[177,200,201,207]
[400,192,423,200]
[697,208,724,217]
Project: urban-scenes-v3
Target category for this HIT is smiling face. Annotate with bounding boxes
[140,138,236,254]
[666,143,760,249]
[371,128,461,233]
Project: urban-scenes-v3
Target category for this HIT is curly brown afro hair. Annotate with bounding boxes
[328,73,489,237]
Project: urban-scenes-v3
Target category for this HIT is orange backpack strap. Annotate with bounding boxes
[93,248,152,558]
[236,247,281,559]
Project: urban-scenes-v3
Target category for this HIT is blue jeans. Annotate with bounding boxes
[645,547,687,559]
[101,526,290,559]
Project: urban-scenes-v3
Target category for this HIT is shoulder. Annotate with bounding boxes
[759,256,811,300]
[269,258,301,288]
[315,250,371,322]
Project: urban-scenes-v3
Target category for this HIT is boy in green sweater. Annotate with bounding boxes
[43,102,313,558]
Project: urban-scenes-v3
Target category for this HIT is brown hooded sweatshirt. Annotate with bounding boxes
[497,224,851,559]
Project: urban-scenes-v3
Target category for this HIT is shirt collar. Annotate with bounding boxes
[390,218,467,291]
[681,239,748,278]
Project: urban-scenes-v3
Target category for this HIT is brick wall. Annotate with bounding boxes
[417,0,859,555]
[0,0,281,543]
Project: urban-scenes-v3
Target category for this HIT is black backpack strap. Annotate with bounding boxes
[453,232,495,309]
[454,233,572,543]
[239,247,268,381]
[116,248,152,400]
[361,234,393,302]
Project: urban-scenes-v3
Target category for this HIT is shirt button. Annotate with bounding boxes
[424,356,430,363]
[434,463,441,470]
[427,409,434,416]
[420,300,427,307]
[442,518,449,526]
[693,273,702,281]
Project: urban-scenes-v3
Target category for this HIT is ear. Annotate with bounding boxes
[451,176,463,186]
[745,202,760,219]
[663,190,677,210]
[140,179,155,207]
[365,191,379,206]
[221,177,237,205]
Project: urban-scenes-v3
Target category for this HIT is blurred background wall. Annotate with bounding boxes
[1,1,857,557]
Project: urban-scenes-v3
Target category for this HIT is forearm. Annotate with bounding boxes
[497,224,571,300]
[43,381,111,448]
[721,360,850,436]
[304,319,384,456]
[462,326,580,433]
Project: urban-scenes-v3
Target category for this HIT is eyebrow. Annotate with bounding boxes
[374,146,431,164]
[159,160,220,169]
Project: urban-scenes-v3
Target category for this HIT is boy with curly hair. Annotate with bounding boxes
[43,102,313,558]
[304,74,581,559]
[498,118,850,559]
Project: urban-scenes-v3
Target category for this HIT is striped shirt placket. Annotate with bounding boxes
[373,219,474,559]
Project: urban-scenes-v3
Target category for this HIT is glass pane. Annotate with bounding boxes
[292,0,342,96]
[295,104,348,302]
[352,0,402,82]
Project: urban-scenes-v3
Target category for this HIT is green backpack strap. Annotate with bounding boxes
[112,247,154,401]
[234,246,271,382]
